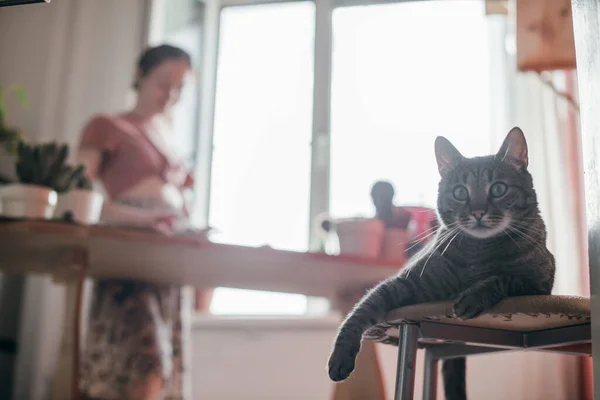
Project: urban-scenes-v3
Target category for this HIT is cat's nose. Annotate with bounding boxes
[472,210,486,221]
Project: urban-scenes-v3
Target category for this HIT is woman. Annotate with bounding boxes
[77,44,195,400]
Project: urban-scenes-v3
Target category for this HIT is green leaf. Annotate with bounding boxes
[13,85,28,108]
[0,99,6,123]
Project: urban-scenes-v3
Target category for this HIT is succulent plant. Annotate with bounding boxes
[16,141,69,188]
[69,164,93,191]
[15,141,93,192]
[0,126,22,155]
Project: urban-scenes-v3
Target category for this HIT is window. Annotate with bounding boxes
[329,0,494,218]
[207,2,315,315]
[165,26,202,166]
[195,0,504,316]
[151,0,205,167]
[210,287,308,315]
[208,2,315,251]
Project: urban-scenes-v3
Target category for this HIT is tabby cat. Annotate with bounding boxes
[327,127,555,400]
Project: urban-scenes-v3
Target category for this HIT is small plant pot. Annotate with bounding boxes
[0,183,57,219]
[54,189,104,225]
[336,218,385,258]
[381,228,409,263]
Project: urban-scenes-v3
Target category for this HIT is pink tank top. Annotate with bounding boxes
[78,114,194,199]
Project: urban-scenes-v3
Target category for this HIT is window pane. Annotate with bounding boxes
[165,25,202,166]
[330,1,493,218]
[209,2,315,252]
[208,2,315,315]
[210,287,308,315]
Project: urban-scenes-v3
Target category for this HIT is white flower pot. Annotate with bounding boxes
[0,183,57,219]
[54,189,104,225]
[319,218,383,258]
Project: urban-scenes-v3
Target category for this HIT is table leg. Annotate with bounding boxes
[52,247,88,400]
[195,288,214,312]
[331,297,386,400]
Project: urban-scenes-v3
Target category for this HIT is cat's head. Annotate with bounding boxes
[435,127,536,239]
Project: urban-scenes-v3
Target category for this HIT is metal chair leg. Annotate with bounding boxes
[394,324,420,400]
[422,349,438,400]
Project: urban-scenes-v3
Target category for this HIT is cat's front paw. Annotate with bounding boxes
[328,342,360,382]
[363,323,392,342]
[452,293,486,320]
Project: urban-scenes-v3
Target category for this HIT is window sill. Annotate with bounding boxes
[192,313,341,331]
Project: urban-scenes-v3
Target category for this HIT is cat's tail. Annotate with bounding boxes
[442,357,467,400]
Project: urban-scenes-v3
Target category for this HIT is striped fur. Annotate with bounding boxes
[327,128,555,400]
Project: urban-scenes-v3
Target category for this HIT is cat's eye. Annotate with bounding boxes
[453,186,469,201]
[490,182,508,198]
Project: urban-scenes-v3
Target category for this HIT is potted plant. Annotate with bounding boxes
[0,141,70,219]
[53,164,104,225]
[0,83,28,183]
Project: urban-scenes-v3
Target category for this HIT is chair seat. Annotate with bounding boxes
[378,295,591,400]
[364,295,590,344]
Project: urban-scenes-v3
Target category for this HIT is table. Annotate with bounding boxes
[0,220,404,399]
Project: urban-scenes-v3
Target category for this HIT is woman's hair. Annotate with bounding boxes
[133,44,192,90]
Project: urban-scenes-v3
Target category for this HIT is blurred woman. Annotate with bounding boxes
[77,44,195,400]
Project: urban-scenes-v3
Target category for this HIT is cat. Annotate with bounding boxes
[327,127,556,400]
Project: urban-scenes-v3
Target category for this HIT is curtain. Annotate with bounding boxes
[513,72,585,297]
[500,11,587,392]
[502,68,586,400]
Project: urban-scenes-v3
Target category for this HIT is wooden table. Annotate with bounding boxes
[0,220,404,399]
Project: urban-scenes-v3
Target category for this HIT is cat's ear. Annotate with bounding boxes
[496,127,528,171]
[435,136,464,177]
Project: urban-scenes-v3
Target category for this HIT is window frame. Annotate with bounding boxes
[192,0,335,248]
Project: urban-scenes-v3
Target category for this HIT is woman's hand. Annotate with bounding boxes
[151,213,181,235]
[100,201,182,233]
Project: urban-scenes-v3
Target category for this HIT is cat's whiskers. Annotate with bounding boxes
[503,228,522,250]
[506,225,535,243]
[508,219,543,229]
[406,226,456,278]
[405,221,454,250]
[507,221,545,238]
[413,224,441,239]
[419,226,460,277]
[405,236,434,252]
[404,226,440,248]
[403,224,447,252]
[507,225,546,253]
[441,230,460,255]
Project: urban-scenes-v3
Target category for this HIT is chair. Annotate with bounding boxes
[364,295,591,400]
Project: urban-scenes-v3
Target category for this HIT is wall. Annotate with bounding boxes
[192,316,338,399]
[0,1,148,398]
[193,316,578,400]
[0,0,148,146]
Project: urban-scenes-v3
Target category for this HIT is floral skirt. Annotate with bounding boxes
[80,279,192,399]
